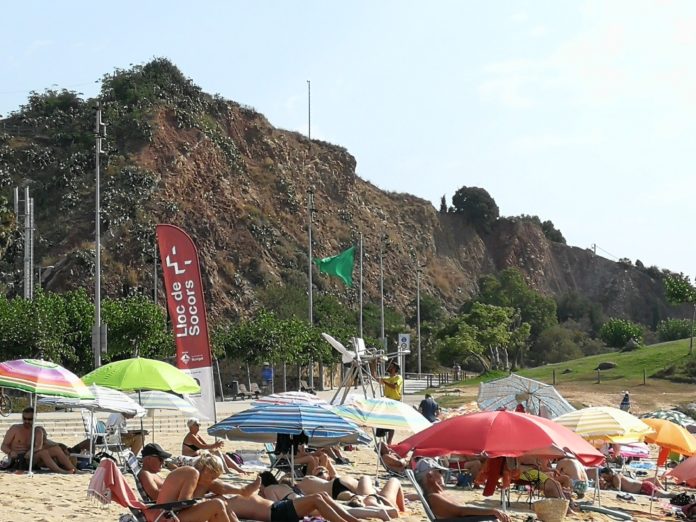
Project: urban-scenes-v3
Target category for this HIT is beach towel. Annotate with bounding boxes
[88,458,145,510]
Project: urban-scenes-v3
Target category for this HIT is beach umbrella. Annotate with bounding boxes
[642,418,696,465]
[333,396,431,434]
[640,410,696,429]
[253,391,329,407]
[128,390,203,443]
[392,410,605,466]
[38,384,146,416]
[553,406,654,443]
[477,373,575,418]
[81,357,200,394]
[83,357,201,447]
[0,359,93,474]
[665,454,696,487]
[208,403,370,446]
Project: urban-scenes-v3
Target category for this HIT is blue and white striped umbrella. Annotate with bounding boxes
[208,403,370,445]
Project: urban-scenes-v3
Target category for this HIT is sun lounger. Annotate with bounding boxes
[249,382,263,397]
[88,458,198,522]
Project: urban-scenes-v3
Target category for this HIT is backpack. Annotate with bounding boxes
[227,452,244,466]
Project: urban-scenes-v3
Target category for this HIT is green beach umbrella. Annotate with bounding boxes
[82,357,200,394]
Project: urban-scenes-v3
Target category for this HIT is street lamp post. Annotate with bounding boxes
[92,103,107,368]
[37,265,55,290]
[379,234,388,352]
[416,266,422,376]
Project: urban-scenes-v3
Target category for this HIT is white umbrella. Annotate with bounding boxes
[39,384,146,416]
[128,390,204,443]
[478,374,575,418]
[253,391,329,407]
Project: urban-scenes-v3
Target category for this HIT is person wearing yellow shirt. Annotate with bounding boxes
[378,363,403,444]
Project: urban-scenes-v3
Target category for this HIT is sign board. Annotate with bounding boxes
[397,333,411,354]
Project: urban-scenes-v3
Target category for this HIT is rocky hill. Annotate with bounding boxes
[0,60,683,327]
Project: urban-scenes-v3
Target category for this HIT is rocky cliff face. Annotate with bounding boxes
[0,62,680,327]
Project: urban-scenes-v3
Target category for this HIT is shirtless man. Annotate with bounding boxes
[417,461,508,521]
[1,407,76,473]
[599,467,674,498]
[190,452,363,522]
[555,457,589,499]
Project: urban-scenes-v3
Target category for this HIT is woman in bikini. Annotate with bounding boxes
[258,471,396,520]
[182,417,247,474]
[295,467,406,513]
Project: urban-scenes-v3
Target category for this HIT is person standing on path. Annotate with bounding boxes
[378,362,403,444]
[619,391,631,412]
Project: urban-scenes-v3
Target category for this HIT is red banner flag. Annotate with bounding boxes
[156,224,215,420]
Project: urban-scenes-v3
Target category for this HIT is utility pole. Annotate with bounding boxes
[416,266,423,376]
[92,103,107,368]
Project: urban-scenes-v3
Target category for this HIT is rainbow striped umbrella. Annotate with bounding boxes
[0,359,93,474]
[333,396,431,434]
[0,359,92,399]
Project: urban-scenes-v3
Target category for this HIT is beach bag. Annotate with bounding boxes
[227,451,244,466]
[671,492,695,506]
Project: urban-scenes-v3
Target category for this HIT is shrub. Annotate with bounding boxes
[657,319,693,342]
[599,318,643,348]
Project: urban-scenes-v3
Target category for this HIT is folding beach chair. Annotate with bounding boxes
[88,458,197,522]
[125,451,155,503]
[405,469,497,521]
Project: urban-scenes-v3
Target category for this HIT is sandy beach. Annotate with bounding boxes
[1,386,693,522]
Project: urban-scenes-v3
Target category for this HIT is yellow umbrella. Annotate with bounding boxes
[643,418,696,465]
[553,406,654,443]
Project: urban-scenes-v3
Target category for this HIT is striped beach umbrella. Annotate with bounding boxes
[208,403,370,445]
[0,358,93,474]
[253,391,329,407]
[39,384,146,416]
[0,359,93,399]
[640,410,696,428]
[553,406,654,443]
[333,396,431,434]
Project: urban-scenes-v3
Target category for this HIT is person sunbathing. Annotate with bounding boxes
[599,467,674,498]
[182,417,247,475]
[1,407,76,473]
[377,442,409,474]
[258,471,395,520]
[555,456,589,499]
[417,460,508,521]
[295,467,405,512]
[189,452,363,522]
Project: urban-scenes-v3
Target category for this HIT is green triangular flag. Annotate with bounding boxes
[314,246,355,287]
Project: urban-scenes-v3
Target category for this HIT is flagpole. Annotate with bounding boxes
[359,233,363,338]
[306,79,316,389]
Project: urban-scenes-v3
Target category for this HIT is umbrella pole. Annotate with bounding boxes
[152,413,155,443]
[28,393,36,477]
[90,410,95,457]
[139,391,145,453]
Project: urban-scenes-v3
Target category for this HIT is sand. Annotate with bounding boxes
[0,387,691,522]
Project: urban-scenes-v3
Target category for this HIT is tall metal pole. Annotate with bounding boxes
[93,103,106,368]
[23,186,31,299]
[306,79,316,389]
[380,244,385,350]
[29,197,34,298]
[153,241,158,304]
[417,267,422,375]
[359,233,363,339]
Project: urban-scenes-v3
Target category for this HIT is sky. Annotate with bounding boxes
[2,0,696,276]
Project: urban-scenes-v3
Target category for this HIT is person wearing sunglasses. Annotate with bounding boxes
[1,407,76,473]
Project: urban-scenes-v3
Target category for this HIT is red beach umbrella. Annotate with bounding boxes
[392,410,604,467]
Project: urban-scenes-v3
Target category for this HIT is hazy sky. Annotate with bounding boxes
[3,1,695,276]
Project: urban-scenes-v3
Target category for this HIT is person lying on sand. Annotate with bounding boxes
[1,407,76,473]
[416,459,508,521]
[163,451,364,522]
[258,471,396,520]
[555,456,589,499]
[599,467,674,498]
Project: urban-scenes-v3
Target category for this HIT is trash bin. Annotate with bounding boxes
[229,380,239,398]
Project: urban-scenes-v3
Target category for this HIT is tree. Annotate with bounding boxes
[532,325,584,365]
[664,274,696,354]
[540,220,566,244]
[450,186,499,232]
[439,195,447,213]
[599,318,643,349]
